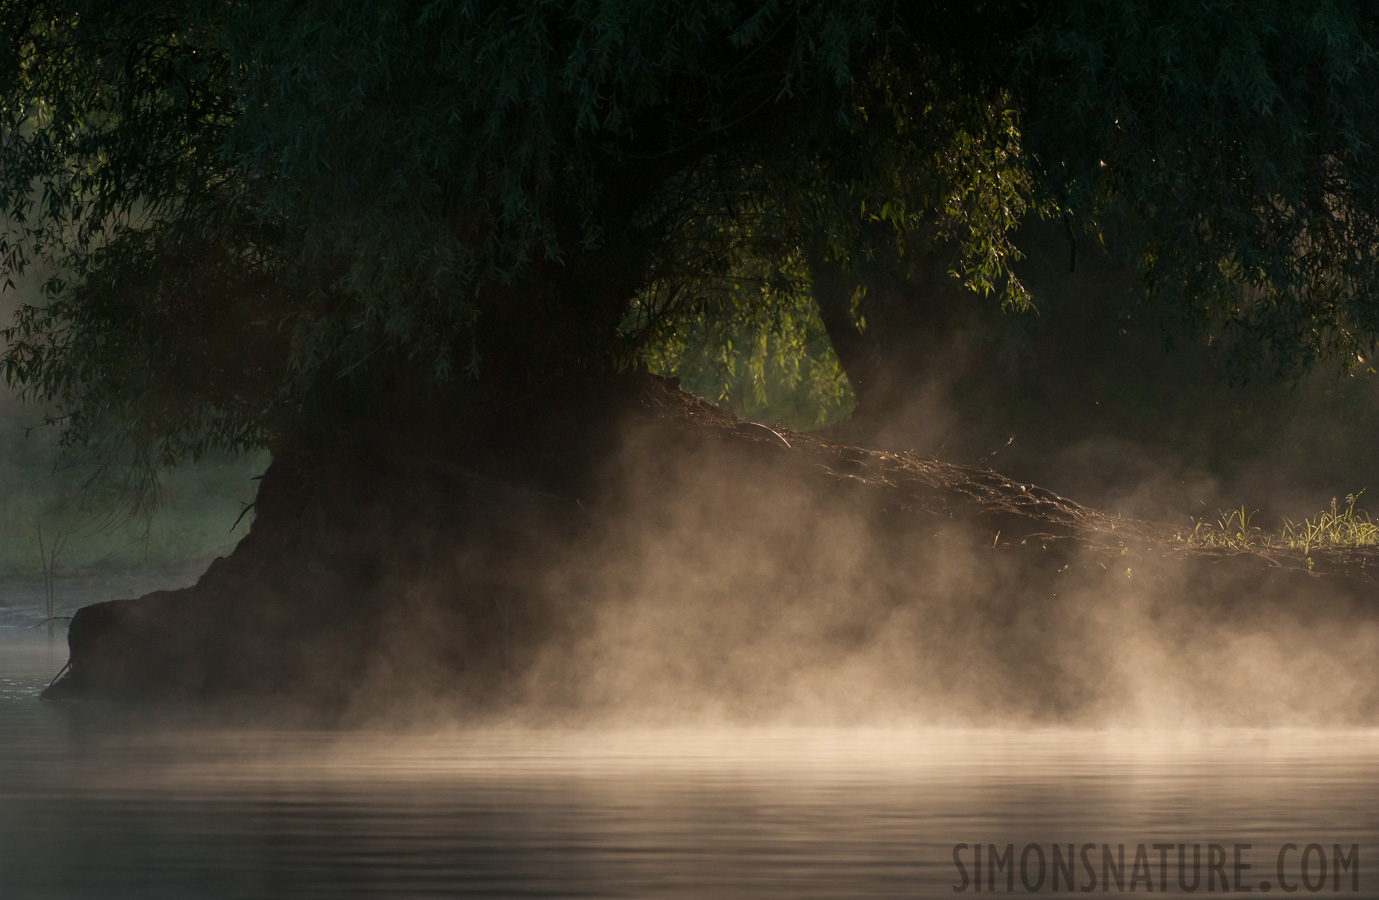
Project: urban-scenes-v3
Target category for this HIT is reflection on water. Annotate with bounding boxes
[1,631,1377,899]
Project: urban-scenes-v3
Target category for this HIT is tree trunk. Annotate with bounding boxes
[807,251,878,414]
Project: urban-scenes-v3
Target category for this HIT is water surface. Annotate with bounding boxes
[1,629,1377,898]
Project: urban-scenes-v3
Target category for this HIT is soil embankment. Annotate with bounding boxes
[44,374,1379,724]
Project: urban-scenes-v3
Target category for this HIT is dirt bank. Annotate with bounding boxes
[44,374,1379,725]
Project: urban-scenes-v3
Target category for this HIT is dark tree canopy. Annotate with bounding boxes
[3,0,1379,472]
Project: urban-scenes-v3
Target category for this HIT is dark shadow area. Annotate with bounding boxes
[831,221,1379,525]
[44,373,1379,726]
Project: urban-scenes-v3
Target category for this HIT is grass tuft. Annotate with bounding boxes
[1176,492,1379,552]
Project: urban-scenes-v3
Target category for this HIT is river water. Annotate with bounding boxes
[2,605,1378,898]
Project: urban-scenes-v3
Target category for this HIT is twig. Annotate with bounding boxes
[46,658,72,688]
[27,616,74,629]
[231,500,256,532]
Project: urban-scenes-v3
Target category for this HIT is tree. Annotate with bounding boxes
[3,0,1379,482]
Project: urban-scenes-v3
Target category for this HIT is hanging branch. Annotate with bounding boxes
[35,520,69,635]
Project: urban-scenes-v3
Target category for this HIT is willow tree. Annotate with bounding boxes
[3,0,1379,479]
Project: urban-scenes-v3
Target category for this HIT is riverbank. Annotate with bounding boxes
[39,373,1379,724]
[0,559,221,631]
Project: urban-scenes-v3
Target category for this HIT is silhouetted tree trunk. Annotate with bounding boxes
[808,251,879,414]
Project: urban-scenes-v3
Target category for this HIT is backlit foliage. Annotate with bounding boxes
[1,0,1377,477]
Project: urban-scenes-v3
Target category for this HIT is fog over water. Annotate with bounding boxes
[4,11,1379,896]
[5,500,1379,897]
[4,261,1379,893]
[319,417,1379,730]
[0,629,1375,898]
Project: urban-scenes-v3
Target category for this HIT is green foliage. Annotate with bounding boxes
[0,420,265,575]
[1177,493,1379,552]
[639,269,853,429]
[1021,0,1379,379]
[0,0,896,464]
[2,0,1379,487]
